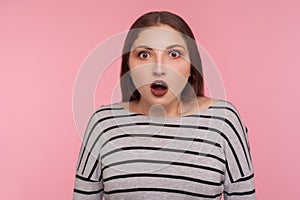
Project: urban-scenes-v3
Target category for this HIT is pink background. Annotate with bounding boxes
[1,0,299,199]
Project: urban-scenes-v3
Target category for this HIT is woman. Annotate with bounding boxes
[73,11,256,199]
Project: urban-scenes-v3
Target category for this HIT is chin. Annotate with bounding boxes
[144,93,179,107]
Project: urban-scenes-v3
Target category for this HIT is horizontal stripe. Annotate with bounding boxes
[103,173,223,186]
[102,159,224,174]
[190,114,251,171]
[77,107,132,170]
[79,115,139,173]
[101,133,221,149]
[75,174,98,182]
[104,187,223,198]
[97,122,242,177]
[74,102,256,199]
[83,111,221,157]
[101,146,226,164]
[224,189,256,196]
[85,113,140,150]
[95,107,125,113]
[74,188,103,195]
[235,173,254,182]
[209,105,251,162]
[209,105,244,133]
[83,122,230,170]
[80,121,241,184]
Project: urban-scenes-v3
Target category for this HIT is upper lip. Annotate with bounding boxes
[150,80,168,89]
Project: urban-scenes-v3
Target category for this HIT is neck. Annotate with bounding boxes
[135,98,181,117]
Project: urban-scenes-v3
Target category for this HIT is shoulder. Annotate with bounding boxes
[83,103,131,135]
[95,103,123,113]
[196,97,242,117]
[90,103,126,121]
[207,99,248,133]
[208,99,244,118]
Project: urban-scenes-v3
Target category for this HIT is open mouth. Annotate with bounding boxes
[150,80,169,97]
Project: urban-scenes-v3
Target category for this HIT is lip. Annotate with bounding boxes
[150,80,169,97]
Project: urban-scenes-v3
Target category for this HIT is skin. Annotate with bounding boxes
[122,24,216,117]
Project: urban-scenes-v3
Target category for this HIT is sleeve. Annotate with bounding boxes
[73,111,104,200]
[221,103,256,200]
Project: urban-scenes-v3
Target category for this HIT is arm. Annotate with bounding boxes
[222,103,256,199]
[73,112,104,200]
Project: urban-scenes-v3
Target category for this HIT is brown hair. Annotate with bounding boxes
[120,11,204,101]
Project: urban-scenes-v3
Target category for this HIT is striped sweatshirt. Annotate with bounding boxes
[73,99,256,199]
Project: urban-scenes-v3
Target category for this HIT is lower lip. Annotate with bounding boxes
[151,87,169,97]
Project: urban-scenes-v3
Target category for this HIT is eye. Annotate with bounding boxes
[168,50,181,58]
[138,51,151,59]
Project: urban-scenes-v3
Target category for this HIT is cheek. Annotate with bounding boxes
[129,56,146,88]
[178,66,191,78]
[129,65,152,89]
[166,63,191,95]
[168,61,191,79]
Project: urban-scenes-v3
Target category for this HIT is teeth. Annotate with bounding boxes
[151,80,168,89]
[155,82,167,87]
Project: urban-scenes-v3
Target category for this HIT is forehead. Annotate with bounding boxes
[132,25,187,50]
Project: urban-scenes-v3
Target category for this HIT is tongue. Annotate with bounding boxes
[151,86,168,97]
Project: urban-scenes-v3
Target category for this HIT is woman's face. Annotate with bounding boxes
[128,24,191,107]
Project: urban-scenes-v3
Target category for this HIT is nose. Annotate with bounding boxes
[152,52,166,77]
[152,64,166,77]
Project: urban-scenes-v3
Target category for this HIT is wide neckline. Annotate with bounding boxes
[114,99,220,119]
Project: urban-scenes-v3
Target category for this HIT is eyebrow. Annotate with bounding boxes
[132,44,186,51]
